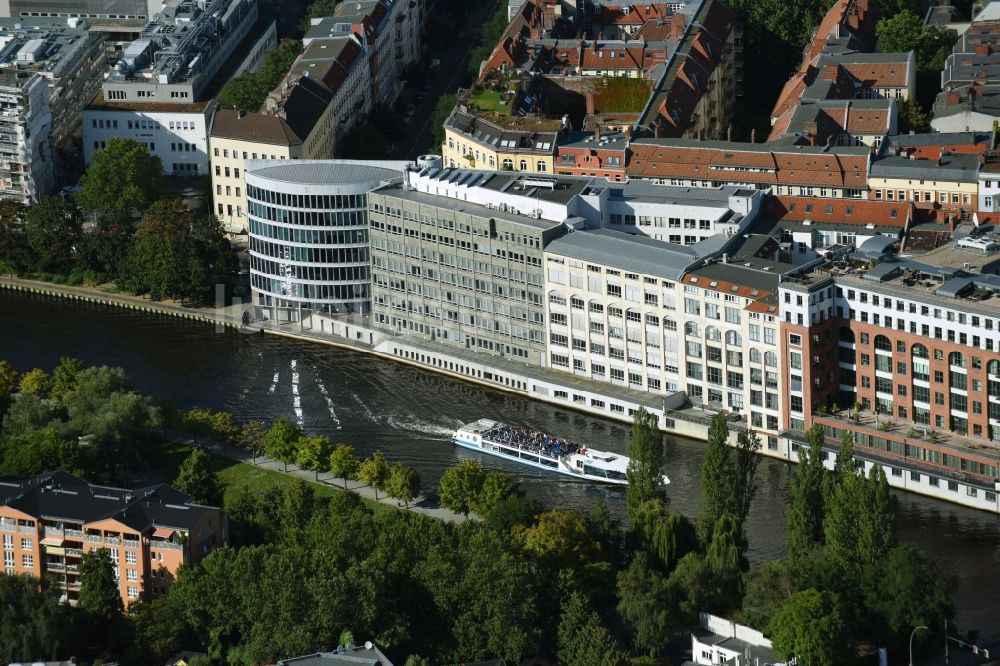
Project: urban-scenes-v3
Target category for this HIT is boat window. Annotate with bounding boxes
[606,470,627,481]
[576,460,583,468]
[583,465,609,477]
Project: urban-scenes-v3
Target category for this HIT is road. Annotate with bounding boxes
[393,0,504,159]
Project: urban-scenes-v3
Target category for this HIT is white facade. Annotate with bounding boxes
[691,613,780,666]
[83,106,211,176]
[931,109,998,133]
[978,169,1000,217]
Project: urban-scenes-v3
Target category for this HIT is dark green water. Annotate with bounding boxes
[1,290,998,633]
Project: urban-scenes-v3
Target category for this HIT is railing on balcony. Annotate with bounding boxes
[65,528,84,538]
[65,548,83,557]
[104,536,121,545]
[0,520,14,532]
[66,563,79,573]
[85,534,102,543]
[43,526,64,537]
[124,538,140,549]
[151,540,184,551]
[18,525,35,534]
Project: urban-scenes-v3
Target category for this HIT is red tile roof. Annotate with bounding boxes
[764,194,912,228]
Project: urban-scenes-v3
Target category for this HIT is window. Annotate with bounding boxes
[127,568,138,581]
[21,554,32,567]
[126,551,136,564]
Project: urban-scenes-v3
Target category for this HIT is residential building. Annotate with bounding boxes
[277,643,395,666]
[977,161,1000,223]
[83,0,269,176]
[555,128,629,180]
[627,139,871,199]
[0,18,105,146]
[442,105,566,173]
[885,131,993,160]
[691,612,779,666]
[246,159,408,321]
[0,70,54,202]
[869,152,979,221]
[0,471,226,606]
[0,0,162,27]
[932,17,1000,131]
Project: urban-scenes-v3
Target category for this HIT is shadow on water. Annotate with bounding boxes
[2,290,999,632]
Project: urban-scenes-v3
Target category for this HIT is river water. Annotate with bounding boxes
[1,290,998,631]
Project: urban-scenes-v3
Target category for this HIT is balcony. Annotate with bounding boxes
[43,526,63,537]
[65,528,84,538]
[65,548,83,557]
[104,536,121,546]
[151,540,184,551]
[124,539,140,549]
[85,534,102,543]
[18,525,35,535]
[0,520,14,532]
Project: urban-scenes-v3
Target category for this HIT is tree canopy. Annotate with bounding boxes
[77,137,163,221]
[624,407,665,520]
[174,448,224,507]
[768,589,854,666]
[437,459,485,516]
[216,39,303,112]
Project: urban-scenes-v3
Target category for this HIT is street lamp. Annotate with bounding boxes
[909,625,929,666]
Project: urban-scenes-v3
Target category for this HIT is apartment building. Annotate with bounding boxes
[627,139,872,199]
[932,17,1000,132]
[0,70,54,202]
[83,0,270,176]
[778,254,1000,506]
[0,471,226,606]
[442,107,566,174]
[0,19,105,146]
[869,152,979,220]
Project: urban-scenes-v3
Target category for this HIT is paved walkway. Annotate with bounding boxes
[203,441,474,524]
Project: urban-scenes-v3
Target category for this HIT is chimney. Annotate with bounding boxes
[594,124,601,141]
[938,147,946,166]
[727,125,732,142]
[585,91,595,115]
[654,122,661,139]
[751,128,756,143]
[946,91,959,105]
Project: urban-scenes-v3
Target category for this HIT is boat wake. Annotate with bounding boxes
[312,365,342,429]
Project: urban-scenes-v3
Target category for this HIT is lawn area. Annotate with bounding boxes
[594,76,653,113]
[468,88,508,113]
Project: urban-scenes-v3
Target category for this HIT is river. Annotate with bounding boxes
[1,290,998,632]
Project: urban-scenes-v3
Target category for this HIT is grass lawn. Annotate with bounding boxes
[150,440,390,513]
[469,88,508,113]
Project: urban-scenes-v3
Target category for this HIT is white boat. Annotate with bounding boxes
[452,419,670,487]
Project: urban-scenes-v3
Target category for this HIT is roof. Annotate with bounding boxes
[0,470,215,533]
[627,139,870,188]
[246,160,406,186]
[211,110,302,146]
[378,185,564,232]
[888,131,991,148]
[544,228,701,280]
[277,644,394,666]
[857,234,899,256]
[869,153,981,182]
[275,77,334,142]
[86,89,211,114]
[761,195,912,229]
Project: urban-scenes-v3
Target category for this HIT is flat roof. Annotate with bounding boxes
[377,185,564,232]
[246,160,407,186]
[86,89,211,113]
[869,154,982,181]
[544,228,700,280]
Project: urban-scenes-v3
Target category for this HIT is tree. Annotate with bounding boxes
[824,465,895,571]
[514,510,601,561]
[296,434,335,480]
[768,589,854,666]
[328,444,360,488]
[0,573,78,663]
[470,470,520,517]
[898,98,930,134]
[50,357,83,401]
[24,197,82,273]
[357,450,391,500]
[832,428,855,484]
[630,499,696,573]
[80,548,124,620]
[76,217,133,282]
[704,513,745,615]
[77,137,163,221]
[437,459,485,516]
[216,39,302,112]
[239,418,267,464]
[625,406,665,520]
[786,424,828,564]
[558,587,627,666]
[211,411,240,454]
[616,551,672,656]
[698,411,736,544]
[877,11,956,72]
[263,418,301,472]
[0,199,26,264]
[0,428,82,477]
[733,426,762,526]
[0,360,18,418]
[174,448,224,507]
[279,478,315,533]
[385,462,421,508]
[17,368,50,397]
[740,560,799,630]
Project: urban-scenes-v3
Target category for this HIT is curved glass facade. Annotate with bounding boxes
[245,162,403,320]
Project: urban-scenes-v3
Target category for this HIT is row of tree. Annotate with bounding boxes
[215,40,305,113]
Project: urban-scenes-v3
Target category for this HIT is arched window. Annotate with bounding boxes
[519,159,527,171]
[911,343,928,358]
[588,300,603,315]
[705,325,720,342]
[874,334,892,352]
[989,359,999,376]
[726,330,742,346]
[536,160,547,172]
[764,351,777,367]
[749,348,761,363]
[502,158,513,170]
[949,351,966,368]
[685,322,700,337]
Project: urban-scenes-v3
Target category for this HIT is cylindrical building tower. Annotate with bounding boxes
[245,160,403,322]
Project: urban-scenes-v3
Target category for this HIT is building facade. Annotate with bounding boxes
[0,471,226,606]
[0,70,54,202]
[246,160,407,320]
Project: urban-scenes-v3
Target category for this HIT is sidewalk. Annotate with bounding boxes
[203,441,474,524]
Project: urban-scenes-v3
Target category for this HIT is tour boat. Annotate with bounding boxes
[452,419,670,487]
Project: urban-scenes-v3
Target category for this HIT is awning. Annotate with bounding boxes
[41,536,65,547]
[152,527,175,539]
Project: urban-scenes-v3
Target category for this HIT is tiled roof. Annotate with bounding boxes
[211,109,302,146]
[762,194,912,228]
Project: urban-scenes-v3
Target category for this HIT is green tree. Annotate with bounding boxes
[698,411,736,544]
[357,450,391,500]
[77,137,163,221]
[733,426,762,526]
[832,428,855,484]
[18,368,50,397]
[768,589,854,666]
[80,548,124,620]
[558,587,627,666]
[630,499,696,573]
[1,394,63,439]
[877,11,956,71]
[616,551,671,656]
[470,470,520,517]
[182,407,216,444]
[385,462,421,508]
[740,560,799,630]
[264,417,302,472]
[898,98,931,134]
[704,513,745,615]
[624,406,665,520]
[328,443,361,488]
[824,465,895,571]
[296,434,335,480]
[786,424,828,564]
[50,357,83,401]
[279,478,315,533]
[665,551,713,630]
[437,459,485,516]
[24,197,82,273]
[0,428,82,477]
[403,657,431,666]
[0,573,78,663]
[513,510,601,561]
[216,39,302,112]
[0,360,18,418]
[239,418,267,464]
[76,218,133,282]
[174,448,224,507]
[0,199,26,264]
[211,411,240,454]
